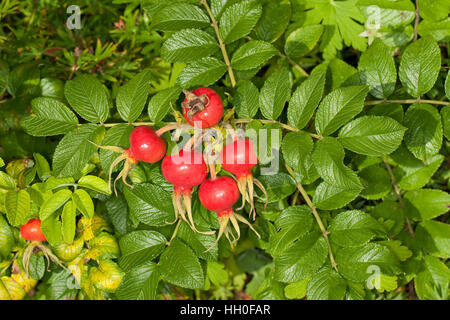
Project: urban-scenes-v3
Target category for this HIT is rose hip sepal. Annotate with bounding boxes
[161,150,214,241]
[220,138,268,220]
[90,126,166,196]
[20,219,65,276]
[182,88,223,129]
[198,176,260,252]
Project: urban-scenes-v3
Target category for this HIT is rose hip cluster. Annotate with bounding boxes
[92,87,262,250]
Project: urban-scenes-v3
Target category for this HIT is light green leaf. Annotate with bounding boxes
[358,0,415,28]
[418,18,450,42]
[0,172,16,190]
[116,262,160,300]
[416,220,450,259]
[72,189,94,219]
[231,40,277,71]
[152,3,210,31]
[119,230,167,272]
[52,124,105,178]
[78,175,110,195]
[274,231,328,283]
[159,239,204,289]
[284,277,309,300]
[404,189,450,221]
[287,64,327,130]
[61,200,76,244]
[64,74,109,123]
[415,255,450,300]
[329,210,386,247]
[285,24,323,57]
[124,183,174,227]
[207,261,229,286]
[259,68,292,120]
[177,57,227,88]
[219,0,262,44]
[116,70,152,122]
[358,39,396,99]
[398,37,441,98]
[306,267,347,300]
[0,215,15,259]
[21,97,79,137]
[88,232,120,260]
[33,153,51,181]
[5,190,30,227]
[234,80,259,118]
[148,86,182,123]
[39,189,72,221]
[403,103,442,162]
[315,85,369,136]
[338,116,406,156]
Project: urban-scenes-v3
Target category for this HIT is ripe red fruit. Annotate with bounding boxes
[198,176,260,251]
[182,88,223,129]
[161,150,212,238]
[20,219,46,241]
[129,126,167,163]
[220,138,267,220]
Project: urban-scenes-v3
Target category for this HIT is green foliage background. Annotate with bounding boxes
[0,0,449,300]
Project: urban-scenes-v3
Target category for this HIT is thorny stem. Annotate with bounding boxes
[200,0,236,87]
[278,53,309,78]
[365,99,450,106]
[232,118,323,140]
[285,163,338,272]
[414,0,420,41]
[383,159,416,237]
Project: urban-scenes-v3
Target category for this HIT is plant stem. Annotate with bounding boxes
[382,159,415,237]
[414,0,420,41]
[278,53,309,78]
[231,118,323,140]
[285,163,338,271]
[102,121,156,127]
[200,0,236,87]
[365,99,450,106]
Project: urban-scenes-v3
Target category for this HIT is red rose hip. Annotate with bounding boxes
[20,219,46,241]
[182,88,223,129]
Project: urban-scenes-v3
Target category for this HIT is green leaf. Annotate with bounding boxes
[358,39,396,99]
[327,58,360,91]
[284,277,309,300]
[177,57,227,88]
[403,103,443,162]
[89,260,124,293]
[177,219,218,262]
[116,262,160,300]
[28,255,46,280]
[369,201,405,237]
[6,62,40,97]
[274,231,328,283]
[257,173,296,203]
[211,0,240,18]
[281,131,314,183]
[148,86,182,123]
[39,189,71,220]
[396,153,444,191]
[315,85,369,136]
[77,175,110,195]
[313,181,362,210]
[445,71,450,100]
[5,190,30,227]
[161,29,218,63]
[359,164,392,200]
[312,137,362,189]
[418,18,450,42]
[336,243,401,283]
[88,232,120,260]
[72,189,94,219]
[415,255,450,300]
[306,267,347,300]
[269,206,314,256]
[61,201,76,244]
[329,210,386,247]
[159,239,204,289]
[119,230,167,272]
[287,64,327,129]
[358,0,415,28]
[116,70,152,123]
[41,210,63,246]
[64,74,109,123]
[285,24,323,57]
[255,0,291,43]
[52,124,105,178]
[21,97,79,137]
[124,183,174,227]
[33,153,51,181]
[259,68,292,120]
[231,40,277,71]
[0,172,16,190]
[234,80,259,118]
[99,124,133,174]
[0,215,15,260]
[398,37,441,98]
[338,116,406,156]
[219,0,262,44]
[152,3,210,31]
[40,77,64,100]
[441,105,450,140]
[207,261,228,286]
[416,220,450,259]
[404,189,450,221]
[367,103,404,123]
[104,196,129,237]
